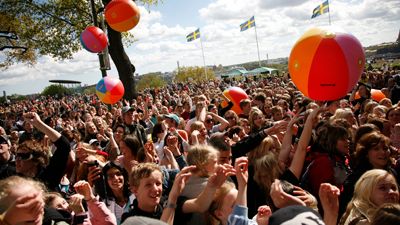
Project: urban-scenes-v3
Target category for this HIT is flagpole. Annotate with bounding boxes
[328,0,332,25]
[254,22,261,67]
[199,36,207,80]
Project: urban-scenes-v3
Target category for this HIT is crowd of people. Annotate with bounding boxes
[0,63,400,225]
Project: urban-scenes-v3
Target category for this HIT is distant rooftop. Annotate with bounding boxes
[49,80,81,84]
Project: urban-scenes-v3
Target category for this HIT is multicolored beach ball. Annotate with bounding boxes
[289,27,365,101]
[80,26,108,53]
[105,0,140,32]
[96,76,125,104]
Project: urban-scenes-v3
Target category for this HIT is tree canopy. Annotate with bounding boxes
[175,66,215,83]
[42,84,72,96]
[0,0,160,100]
[136,72,166,90]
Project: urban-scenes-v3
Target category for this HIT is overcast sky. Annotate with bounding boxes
[1,0,399,95]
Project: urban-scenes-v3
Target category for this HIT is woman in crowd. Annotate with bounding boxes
[340,131,397,216]
[84,122,98,143]
[340,169,399,225]
[102,162,134,225]
[248,108,267,134]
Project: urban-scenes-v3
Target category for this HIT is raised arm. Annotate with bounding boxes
[235,157,248,207]
[24,112,60,142]
[160,166,195,225]
[278,115,299,168]
[208,112,229,132]
[288,107,322,179]
[74,180,117,225]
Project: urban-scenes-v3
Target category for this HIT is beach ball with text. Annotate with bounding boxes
[96,76,125,104]
[105,0,140,32]
[80,26,108,53]
[289,27,365,101]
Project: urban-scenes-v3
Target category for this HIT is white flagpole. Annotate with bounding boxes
[199,35,208,80]
[328,0,332,25]
[254,21,261,67]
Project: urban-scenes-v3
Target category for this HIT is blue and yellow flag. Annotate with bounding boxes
[311,0,329,19]
[240,16,255,32]
[186,29,200,42]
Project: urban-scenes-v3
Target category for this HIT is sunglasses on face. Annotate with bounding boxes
[16,152,34,161]
[205,119,213,123]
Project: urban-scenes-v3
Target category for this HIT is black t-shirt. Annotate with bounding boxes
[121,199,163,223]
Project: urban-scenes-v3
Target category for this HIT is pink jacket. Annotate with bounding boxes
[79,198,117,225]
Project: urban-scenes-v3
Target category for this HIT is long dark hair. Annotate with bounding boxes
[312,122,350,157]
[102,162,130,203]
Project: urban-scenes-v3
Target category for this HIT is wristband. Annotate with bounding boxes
[165,202,177,209]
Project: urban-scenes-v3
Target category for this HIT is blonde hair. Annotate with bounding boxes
[0,176,46,213]
[248,136,278,162]
[249,107,264,131]
[186,145,218,177]
[206,182,236,225]
[129,163,162,188]
[330,108,354,122]
[190,121,205,134]
[253,152,282,193]
[340,169,399,225]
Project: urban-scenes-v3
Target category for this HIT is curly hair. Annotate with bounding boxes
[17,139,50,169]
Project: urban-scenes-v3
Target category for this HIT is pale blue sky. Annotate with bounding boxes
[1,0,399,95]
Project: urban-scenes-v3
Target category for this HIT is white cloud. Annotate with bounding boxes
[1,0,399,95]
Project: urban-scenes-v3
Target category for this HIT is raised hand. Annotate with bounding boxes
[292,186,317,208]
[87,165,102,187]
[270,179,306,208]
[235,157,248,187]
[68,194,85,214]
[319,183,340,216]
[169,165,196,200]
[208,164,236,188]
[3,193,45,225]
[256,205,272,225]
[74,180,96,202]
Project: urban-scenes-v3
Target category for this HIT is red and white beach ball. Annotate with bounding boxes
[80,26,108,53]
[289,27,365,101]
[105,0,140,32]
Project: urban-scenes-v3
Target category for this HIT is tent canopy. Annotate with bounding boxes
[245,67,278,76]
[222,68,248,77]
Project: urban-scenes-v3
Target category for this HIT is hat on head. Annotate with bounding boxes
[89,139,99,145]
[164,114,180,125]
[268,205,325,225]
[121,216,168,225]
[122,106,134,114]
[0,135,10,146]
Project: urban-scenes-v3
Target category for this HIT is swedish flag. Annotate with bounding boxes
[186,29,200,42]
[311,0,329,19]
[240,16,255,32]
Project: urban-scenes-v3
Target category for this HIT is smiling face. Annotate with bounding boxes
[131,170,163,213]
[106,167,125,193]
[370,174,399,207]
[367,142,390,169]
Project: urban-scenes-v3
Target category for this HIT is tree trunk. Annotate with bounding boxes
[102,0,137,100]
